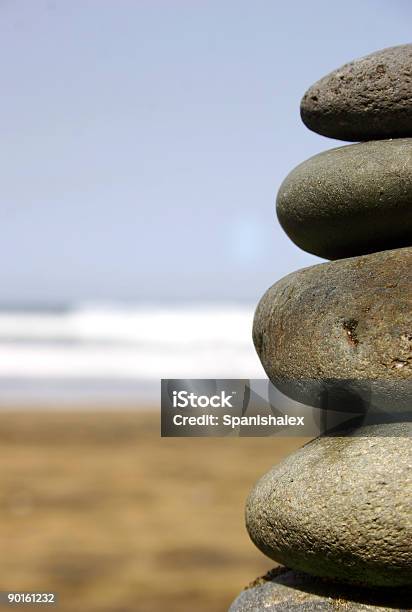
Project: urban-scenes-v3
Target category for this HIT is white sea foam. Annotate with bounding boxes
[0,304,265,404]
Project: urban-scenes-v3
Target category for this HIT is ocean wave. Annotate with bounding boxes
[0,304,255,346]
[0,304,264,383]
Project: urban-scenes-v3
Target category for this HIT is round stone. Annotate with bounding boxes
[245,423,412,588]
[300,44,412,141]
[229,567,412,611]
[276,139,412,261]
[253,247,412,413]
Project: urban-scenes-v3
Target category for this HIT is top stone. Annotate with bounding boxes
[300,44,412,141]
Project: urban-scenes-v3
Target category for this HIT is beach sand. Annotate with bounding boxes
[0,410,307,611]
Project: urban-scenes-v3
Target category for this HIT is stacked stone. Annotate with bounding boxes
[230,45,412,610]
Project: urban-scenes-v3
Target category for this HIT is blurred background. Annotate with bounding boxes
[0,1,410,610]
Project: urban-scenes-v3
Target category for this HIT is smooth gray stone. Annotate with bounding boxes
[276,139,412,260]
[229,567,412,611]
[253,248,412,414]
[245,424,412,588]
[300,44,412,141]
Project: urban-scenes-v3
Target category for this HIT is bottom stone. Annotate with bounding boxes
[229,567,411,611]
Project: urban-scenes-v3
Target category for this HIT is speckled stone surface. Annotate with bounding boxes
[245,423,412,588]
[253,247,412,413]
[300,44,412,141]
[276,139,412,260]
[229,567,412,611]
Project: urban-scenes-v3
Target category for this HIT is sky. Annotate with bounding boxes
[0,0,410,304]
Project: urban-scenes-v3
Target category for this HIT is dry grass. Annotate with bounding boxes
[0,411,307,612]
